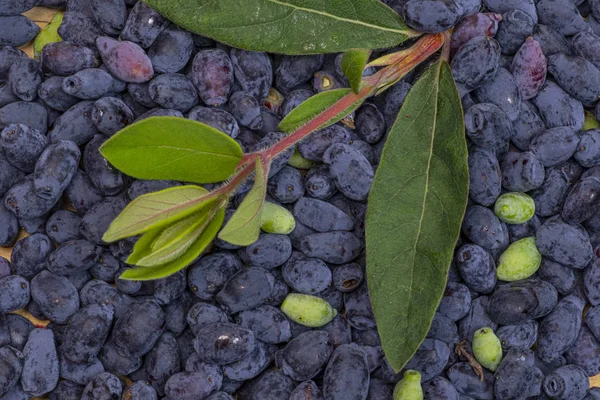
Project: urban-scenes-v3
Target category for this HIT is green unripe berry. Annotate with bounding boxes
[34,12,64,60]
[393,370,423,400]
[288,147,315,169]
[281,293,337,327]
[496,236,541,281]
[473,327,503,371]
[494,192,535,224]
[261,201,296,234]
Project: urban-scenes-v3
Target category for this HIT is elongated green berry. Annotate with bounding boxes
[281,293,337,327]
[473,327,503,371]
[261,201,296,234]
[494,192,535,224]
[496,236,541,281]
[288,147,315,169]
[34,12,64,60]
[393,370,423,400]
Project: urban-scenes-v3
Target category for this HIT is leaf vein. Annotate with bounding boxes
[402,63,441,345]
[266,0,406,34]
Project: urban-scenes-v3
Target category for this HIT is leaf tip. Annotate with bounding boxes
[101,230,117,244]
[118,269,136,281]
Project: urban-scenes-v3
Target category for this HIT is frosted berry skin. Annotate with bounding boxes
[41,42,99,76]
[402,0,461,33]
[96,36,154,83]
[0,15,40,47]
[191,49,234,107]
[8,0,600,396]
[451,36,501,91]
[547,53,600,106]
[511,37,547,100]
[0,0,38,15]
[450,12,502,56]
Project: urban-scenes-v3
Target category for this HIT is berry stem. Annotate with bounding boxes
[235,33,445,182]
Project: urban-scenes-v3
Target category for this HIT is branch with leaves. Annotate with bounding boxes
[101,0,469,374]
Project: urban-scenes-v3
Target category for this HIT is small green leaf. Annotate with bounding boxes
[341,49,372,94]
[34,12,63,60]
[584,110,600,130]
[218,158,269,246]
[120,206,226,280]
[278,88,367,133]
[100,116,243,183]
[103,185,216,242]
[136,206,218,267]
[366,60,469,372]
[144,0,416,55]
[126,229,162,266]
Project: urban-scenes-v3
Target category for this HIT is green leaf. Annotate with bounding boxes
[278,88,367,133]
[126,229,162,266]
[365,60,469,372]
[136,206,218,267]
[103,185,216,242]
[34,11,63,60]
[120,206,226,280]
[341,49,372,94]
[584,110,600,130]
[218,158,269,246]
[100,116,243,183]
[143,0,416,55]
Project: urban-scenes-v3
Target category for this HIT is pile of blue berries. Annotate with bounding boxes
[2,0,600,399]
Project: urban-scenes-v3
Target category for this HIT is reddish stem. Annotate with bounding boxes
[232,33,445,194]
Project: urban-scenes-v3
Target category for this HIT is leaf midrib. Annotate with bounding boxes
[267,0,406,34]
[404,62,441,346]
[105,144,241,161]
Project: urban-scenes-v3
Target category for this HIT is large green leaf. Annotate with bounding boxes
[120,206,226,280]
[341,49,372,94]
[365,60,469,372]
[100,116,243,183]
[143,0,416,55]
[103,185,216,242]
[278,88,368,133]
[218,158,269,246]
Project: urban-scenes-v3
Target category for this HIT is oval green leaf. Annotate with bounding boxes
[144,0,416,55]
[278,88,368,133]
[341,49,372,94]
[120,206,226,280]
[103,185,217,242]
[218,158,269,246]
[100,116,243,183]
[365,60,469,372]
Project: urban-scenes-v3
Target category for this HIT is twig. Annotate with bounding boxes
[455,340,485,381]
